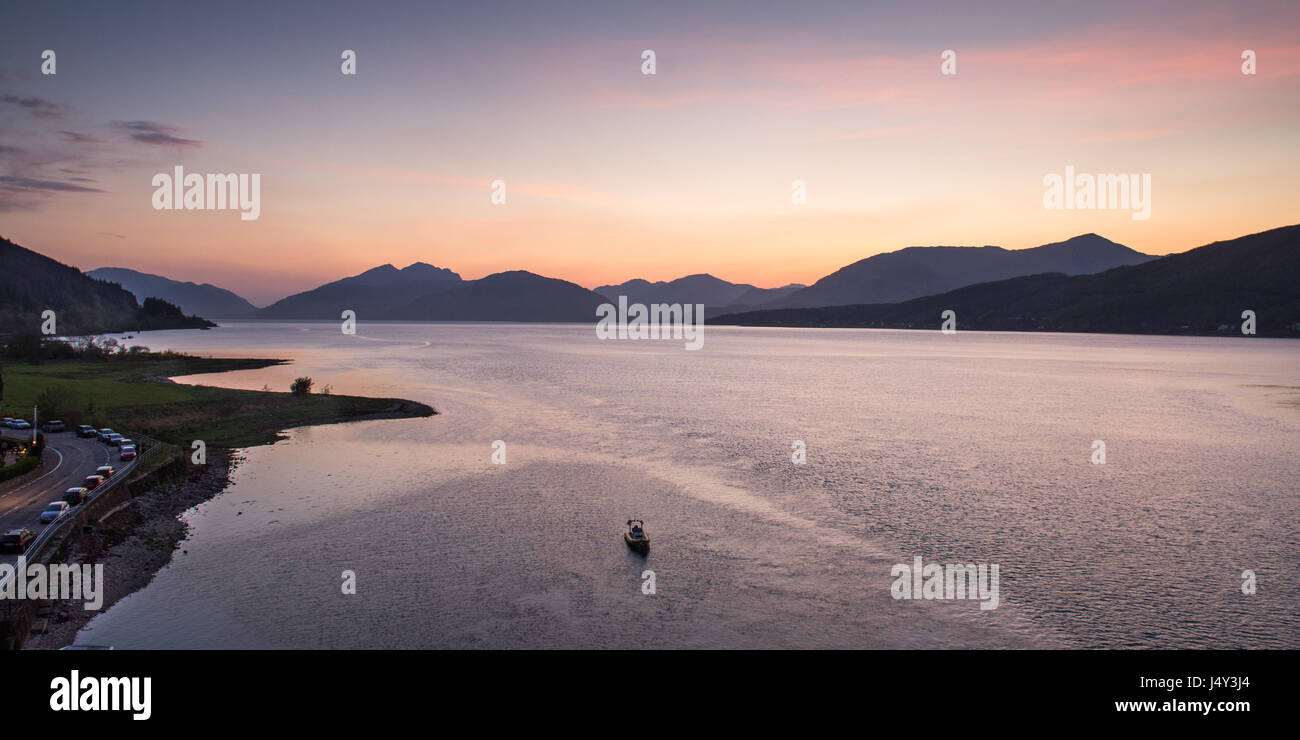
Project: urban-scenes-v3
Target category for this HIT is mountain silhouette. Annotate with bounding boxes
[766,234,1155,309]
[595,274,805,316]
[598,274,760,306]
[89,267,258,318]
[385,270,608,321]
[728,283,805,308]
[712,225,1300,336]
[0,237,213,335]
[257,262,463,319]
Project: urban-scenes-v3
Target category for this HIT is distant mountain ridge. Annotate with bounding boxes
[767,234,1155,309]
[248,233,1155,323]
[328,261,460,289]
[386,270,608,321]
[88,267,258,318]
[598,274,762,306]
[0,237,214,335]
[256,262,464,319]
[712,224,1300,337]
[595,274,805,316]
[256,262,607,322]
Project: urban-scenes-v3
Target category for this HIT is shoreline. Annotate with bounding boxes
[25,449,238,650]
[9,354,436,649]
[25,397,436,649]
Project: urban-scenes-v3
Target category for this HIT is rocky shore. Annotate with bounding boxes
[2,349,437,649]
[25,450,239,649]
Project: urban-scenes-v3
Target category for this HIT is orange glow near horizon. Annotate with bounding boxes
[2,4,1298,306]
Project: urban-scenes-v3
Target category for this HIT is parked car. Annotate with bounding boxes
[76,424,98,438]
[10,419,31,430]
[119,446,137,461]
[1,418,13,427]
[97,428,116,442]
[41,420,66,433]
[63,487,89,506]
[82,475,106,490]
[40,501,70,523]
[0,529,35,553]
[96,465,115,478]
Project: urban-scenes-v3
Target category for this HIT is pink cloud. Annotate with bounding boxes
[558,14,1300,116]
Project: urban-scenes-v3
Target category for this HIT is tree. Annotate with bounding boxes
[34,384,81,423]
[5,331,42,363]
[290,377,313,396]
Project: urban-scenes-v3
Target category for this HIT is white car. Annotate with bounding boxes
[11,420,31,430]
[40,501,69,523]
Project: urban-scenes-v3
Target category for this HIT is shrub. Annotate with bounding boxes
[290,377,313,396]
[0,456,40,483]
[35,384,81,422]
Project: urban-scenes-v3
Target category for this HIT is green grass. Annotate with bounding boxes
[3,363,197,411]
[0,354,434,448]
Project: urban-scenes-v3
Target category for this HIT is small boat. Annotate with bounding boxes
[624,519,650,554]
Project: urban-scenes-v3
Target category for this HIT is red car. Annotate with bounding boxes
[119,446,137,461]
[83,475,105,490]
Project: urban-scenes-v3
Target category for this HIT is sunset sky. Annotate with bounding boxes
[2,0,1297,306]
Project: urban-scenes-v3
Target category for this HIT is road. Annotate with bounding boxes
[0,430,135,567]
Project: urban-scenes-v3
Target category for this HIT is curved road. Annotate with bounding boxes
[0,430,135,567]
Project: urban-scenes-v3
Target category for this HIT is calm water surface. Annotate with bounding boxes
[75,323,1299,648]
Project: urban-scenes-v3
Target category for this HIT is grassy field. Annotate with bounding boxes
[1,354,435,448]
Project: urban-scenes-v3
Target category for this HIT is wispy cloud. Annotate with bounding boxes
[0,175,104,193]
[113,120,203,147]
[0,106,202,212]
[59,130,104,144]
[0,175,105,212]
[0,94,66,118]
